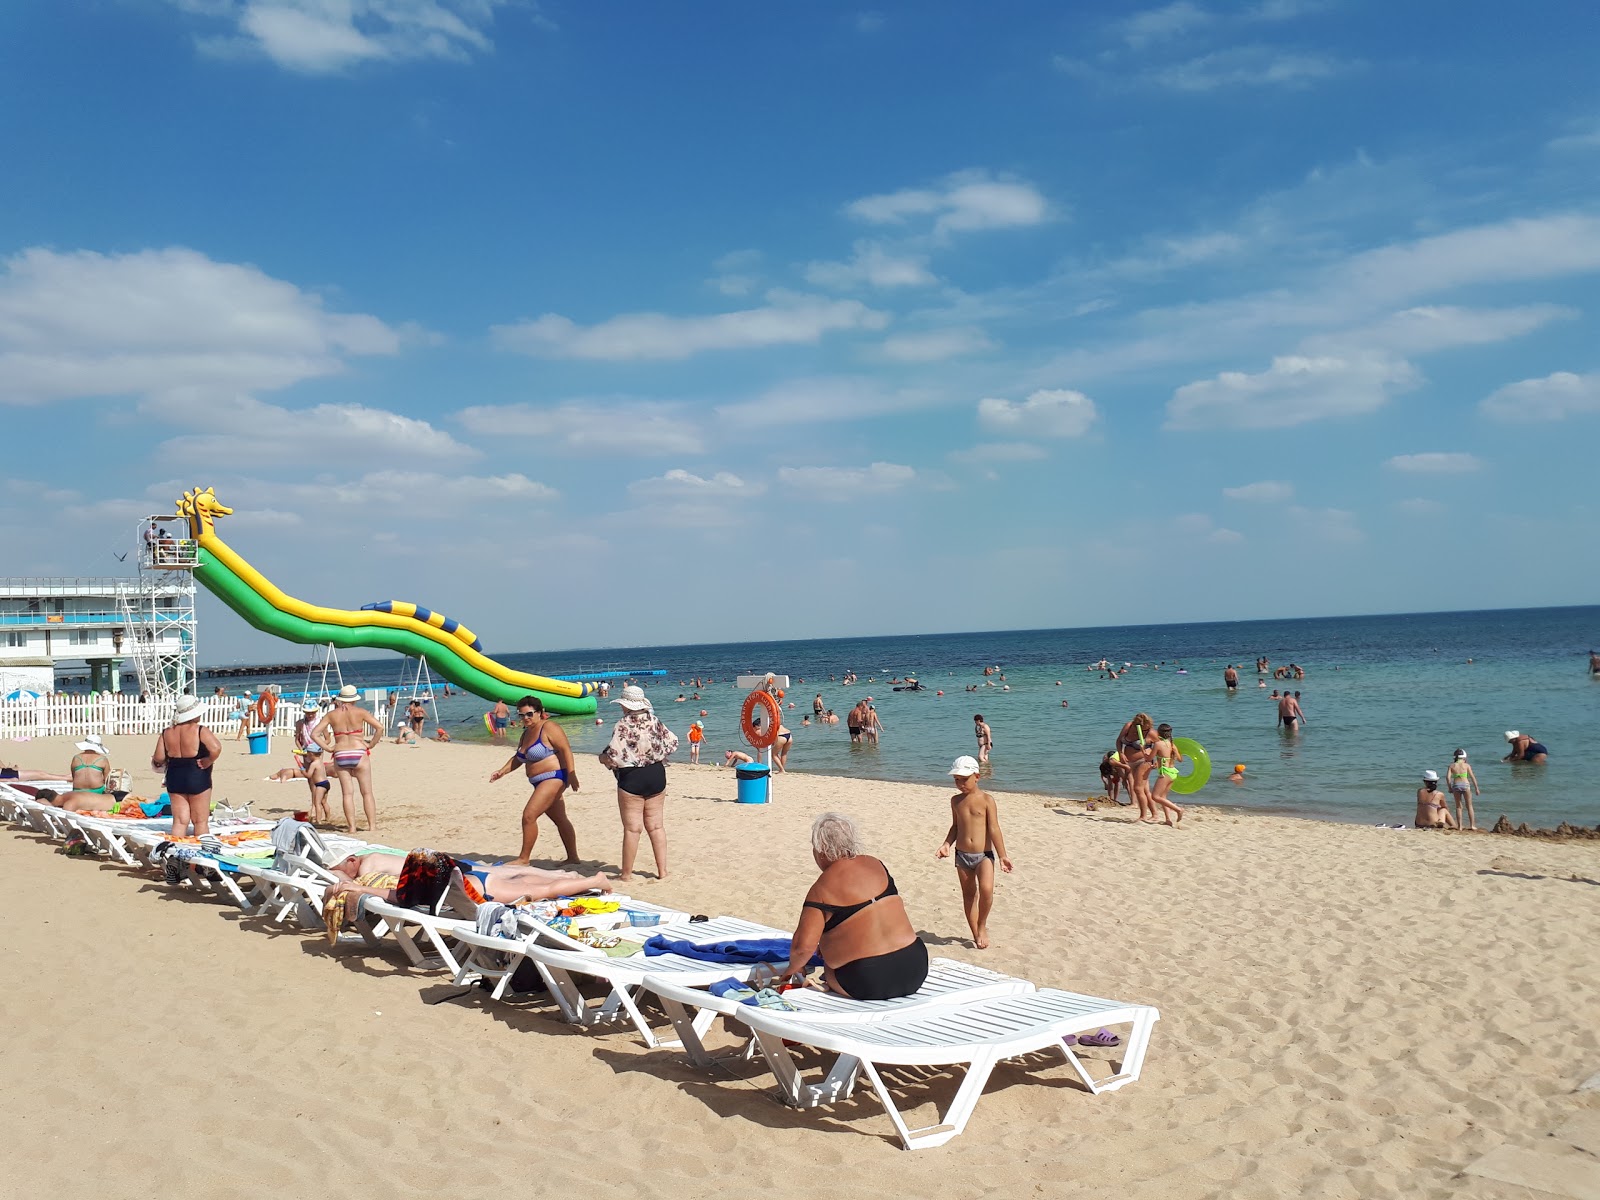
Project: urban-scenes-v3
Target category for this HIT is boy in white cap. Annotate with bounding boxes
[1414,769,1456,829]
[934,755,1013,949]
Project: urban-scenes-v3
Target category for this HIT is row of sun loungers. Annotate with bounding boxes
[2,779,1160,1150]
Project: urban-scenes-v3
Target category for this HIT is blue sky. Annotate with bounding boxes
[2,1,1598,663]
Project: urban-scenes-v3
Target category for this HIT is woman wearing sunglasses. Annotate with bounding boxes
[490,695,580,865]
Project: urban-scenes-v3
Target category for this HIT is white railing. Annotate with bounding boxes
[0,693,389,739]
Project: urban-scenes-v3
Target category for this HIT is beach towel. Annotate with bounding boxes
[641,935,817,966]
[270,816,309,863]
[475,901,519,941]
[321,871,398,944]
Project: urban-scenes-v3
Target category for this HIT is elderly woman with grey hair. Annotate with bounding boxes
[776,811,928,1001]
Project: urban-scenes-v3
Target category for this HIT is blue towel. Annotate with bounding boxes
[642,935,821,967]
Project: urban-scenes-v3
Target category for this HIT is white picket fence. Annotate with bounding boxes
[0,693,386,740]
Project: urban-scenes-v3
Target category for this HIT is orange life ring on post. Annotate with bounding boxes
[254,691,277,725]
[741,690,781,750]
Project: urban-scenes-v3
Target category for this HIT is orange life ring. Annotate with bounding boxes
[740,690,781,750]
[253,691,277,725]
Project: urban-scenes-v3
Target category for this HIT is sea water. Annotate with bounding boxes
[237,606,1599,830]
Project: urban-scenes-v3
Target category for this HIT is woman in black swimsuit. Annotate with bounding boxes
[777,812,927,1001]
[151,694,222,838]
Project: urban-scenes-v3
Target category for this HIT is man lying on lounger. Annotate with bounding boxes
[325,850,612,907]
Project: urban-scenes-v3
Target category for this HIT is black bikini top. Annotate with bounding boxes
[804,865,898,933]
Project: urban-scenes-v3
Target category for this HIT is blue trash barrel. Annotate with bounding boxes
[735,762,770,804]
[246,730,270,756]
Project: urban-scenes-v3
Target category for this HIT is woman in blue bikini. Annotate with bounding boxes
[490,695,579,866]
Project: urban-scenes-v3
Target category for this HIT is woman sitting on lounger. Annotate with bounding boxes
[56,734,120,812]
[776,812,928,1002]
[325,850,612,907]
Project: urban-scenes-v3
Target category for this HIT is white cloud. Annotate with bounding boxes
[776,462,916,498]
[456,399,705,455]
[854,11,885,33]
[1481,371,1600,422]
[0,246,402,405]
[626,469,764,499]
[620,468,764,528]
[977,389,1098,438]
[1097,231,1246,279]
[845,170,1051,237]
[1149,45,1351,91]
[491,293,887,361]
[804,241,936,290]
[1174,512,1244,543]
[878,327,993,363]
[1222,480,1293,503]
[1547,117,1600,153]
[1119,2,1212,47]
[1385,452,1482,474]
[146,392,475,465]
[1166,353,1420,431]
[707,249,762,297]
[1289,505,1363,543]
[1308,304,1574,356]
[715,376,938,429]
[175,0,516,74]
[1395,497,1446,516]
[948,442,1050,464]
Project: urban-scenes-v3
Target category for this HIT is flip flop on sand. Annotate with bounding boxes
[1064,1028,1120,1048]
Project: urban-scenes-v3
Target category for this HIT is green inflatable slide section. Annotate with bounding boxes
[195,549,597,715]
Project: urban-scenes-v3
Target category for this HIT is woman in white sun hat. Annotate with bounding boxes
[54,733,117,813]
[598,685,678,882]
[152,694,222,838]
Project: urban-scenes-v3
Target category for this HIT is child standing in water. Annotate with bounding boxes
[1147,723,1186,827]
[686,720,703,764]
[935,756,1013,949]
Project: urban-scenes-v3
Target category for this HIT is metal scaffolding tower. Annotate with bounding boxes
[118,514,199,697]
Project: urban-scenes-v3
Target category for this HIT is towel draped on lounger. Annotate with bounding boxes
[641,935,821,967]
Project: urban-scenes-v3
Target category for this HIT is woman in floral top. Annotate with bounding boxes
[598,685,679,882]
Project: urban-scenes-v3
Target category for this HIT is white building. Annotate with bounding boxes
[1,556,196,694]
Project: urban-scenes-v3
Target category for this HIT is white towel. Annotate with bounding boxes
[475,902,519,940]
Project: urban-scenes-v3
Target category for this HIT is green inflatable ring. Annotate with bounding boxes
[1170,737,1211,795]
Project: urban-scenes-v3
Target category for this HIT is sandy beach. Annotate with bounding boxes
[3,732,1598,1198]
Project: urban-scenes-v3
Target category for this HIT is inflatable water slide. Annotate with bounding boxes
[174,488,597,714]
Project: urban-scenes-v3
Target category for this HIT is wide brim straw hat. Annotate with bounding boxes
[337,685,360,702]
[172,695,204,723]
[611,684,653,712]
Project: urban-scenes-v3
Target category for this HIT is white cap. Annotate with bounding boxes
[1422,769,1439,782]
[1504,730,1519,742]
[948,755,981,778]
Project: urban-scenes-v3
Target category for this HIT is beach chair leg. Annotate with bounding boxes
[657,995,717,1067]
[862,1054,995,1151]
[421,925,464,975]
[816,1053,863,1103]
[537,965,587,1024]
[1091,1007,1158,1094]
[751,1028,809,1107]
[608,985,674,1047]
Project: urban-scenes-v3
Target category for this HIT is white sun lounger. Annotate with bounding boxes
[641,957,1035,1069]
[730,987,1160,1149]
[450,913,785,1048]
[345,869,486,973]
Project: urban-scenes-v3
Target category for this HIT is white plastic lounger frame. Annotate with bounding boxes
[731,987,1160,1150]
[642,957,1035,1069]
[347,869,483,973]
[449,897,688,1001]
[451,914,784,1048]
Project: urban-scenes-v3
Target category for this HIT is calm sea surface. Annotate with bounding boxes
[222,606,1600,830]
